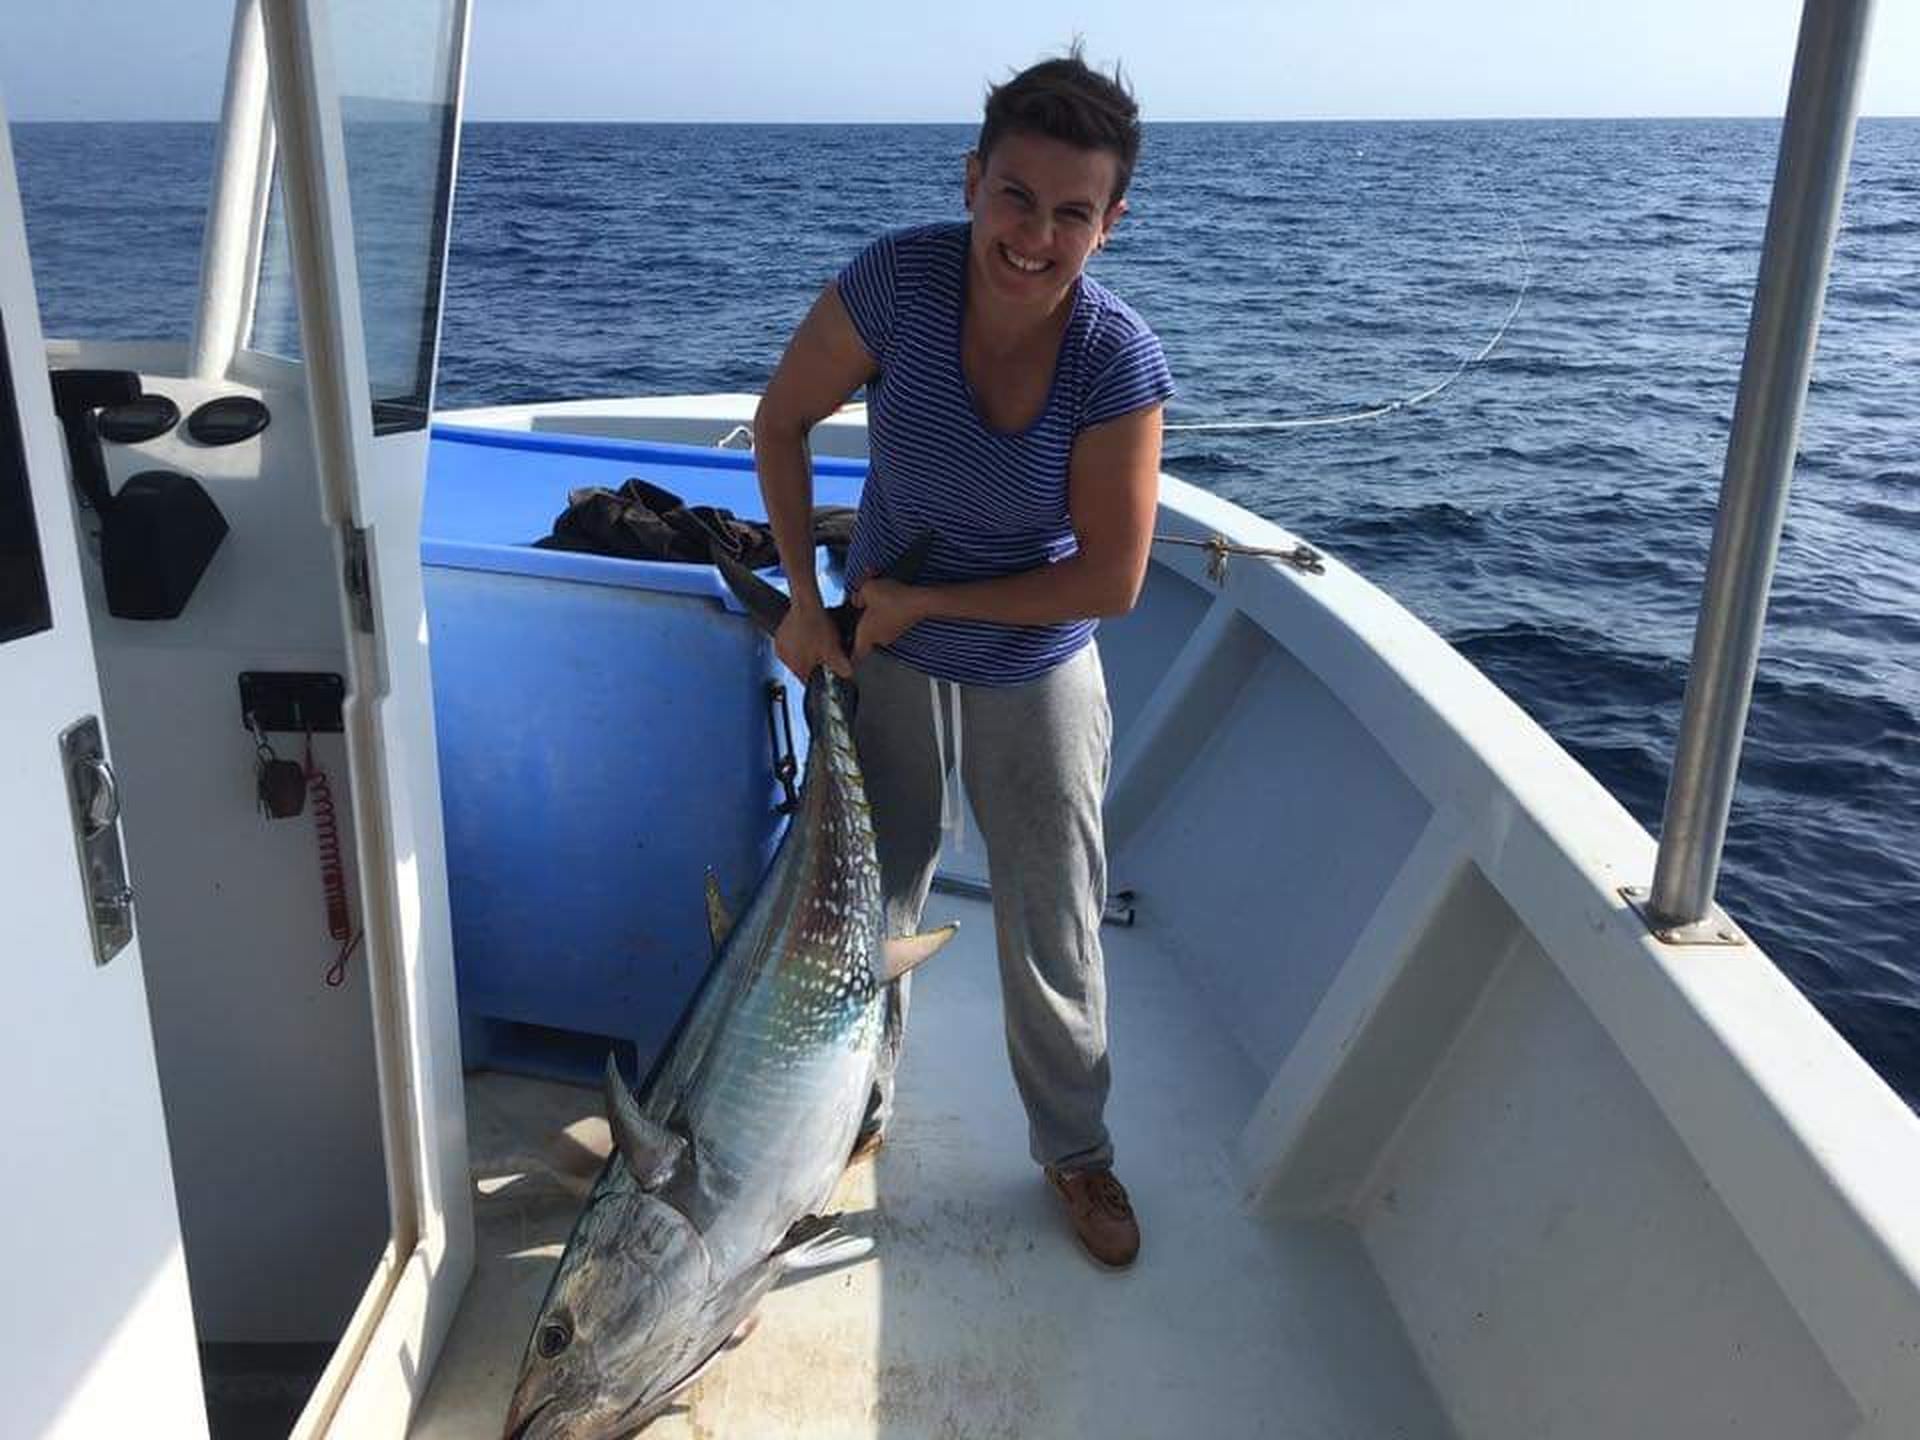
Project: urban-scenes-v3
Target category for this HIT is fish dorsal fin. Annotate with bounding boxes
[876,923,958,984]
[604,1054,685,1190]
[704,870,733,958]
[711,548,792,635]
[883,532,937,585]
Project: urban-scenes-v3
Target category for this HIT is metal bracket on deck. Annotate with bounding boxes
[1620,886,1746,947]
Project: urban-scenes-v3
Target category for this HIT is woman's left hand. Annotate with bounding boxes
[851,577,928,662]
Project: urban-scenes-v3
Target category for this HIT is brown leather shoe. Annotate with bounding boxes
[1045,1166,1140,1268]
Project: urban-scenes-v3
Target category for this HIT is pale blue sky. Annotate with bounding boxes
[3,1,1917,122]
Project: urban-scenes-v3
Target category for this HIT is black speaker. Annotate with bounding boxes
[100,470,230,620]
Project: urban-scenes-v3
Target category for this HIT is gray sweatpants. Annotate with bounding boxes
[854,643,1114,1173]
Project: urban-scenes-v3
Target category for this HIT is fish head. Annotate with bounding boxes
[503,1180,715,1439]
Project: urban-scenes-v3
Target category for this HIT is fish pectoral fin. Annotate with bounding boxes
[774,1211,840,1252]
[704,870,734,958]
[775,1213,875,1277]
[876,923,959,984]
[603,1053,686,1190]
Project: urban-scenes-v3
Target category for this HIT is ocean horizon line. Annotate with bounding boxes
[12,112,1919,127]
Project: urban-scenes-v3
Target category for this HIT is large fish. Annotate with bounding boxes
[502,545,952,1440]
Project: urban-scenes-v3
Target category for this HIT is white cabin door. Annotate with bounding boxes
[0,103,207,1439]
[255,3,479,1428]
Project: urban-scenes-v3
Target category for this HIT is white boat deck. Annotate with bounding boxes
[411,893,1452,1439]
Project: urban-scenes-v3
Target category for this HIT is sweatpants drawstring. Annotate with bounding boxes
[928,675,965,853]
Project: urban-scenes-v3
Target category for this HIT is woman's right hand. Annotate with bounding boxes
[775,596,854,681]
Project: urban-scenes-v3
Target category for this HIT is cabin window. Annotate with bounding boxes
[249,171,303,363]
[8,130,213,345]
[0,312,53,644]
[331,0,461,435]
[2,8,229,346]
[245,4,458,429]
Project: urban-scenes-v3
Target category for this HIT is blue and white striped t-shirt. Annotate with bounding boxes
[836,222,1175,686]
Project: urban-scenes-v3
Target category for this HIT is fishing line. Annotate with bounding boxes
[1162,206,1532,435]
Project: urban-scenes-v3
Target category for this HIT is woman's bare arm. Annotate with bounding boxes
[754,283,878,676]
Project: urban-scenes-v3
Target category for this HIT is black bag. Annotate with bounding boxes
[534,476,856,570]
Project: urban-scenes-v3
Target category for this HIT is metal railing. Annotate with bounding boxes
[1643,0,1878,936]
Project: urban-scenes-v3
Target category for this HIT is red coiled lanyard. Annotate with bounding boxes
[305,728,363,987]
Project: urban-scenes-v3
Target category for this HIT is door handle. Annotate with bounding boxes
[59,717,136,966]
[76,753,121,838]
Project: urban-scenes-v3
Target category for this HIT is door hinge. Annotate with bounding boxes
[343,525,373,634]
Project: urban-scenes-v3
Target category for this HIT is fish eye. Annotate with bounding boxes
[537,1320,572,1359]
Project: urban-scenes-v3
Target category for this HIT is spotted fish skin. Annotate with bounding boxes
[503,671,895,1440]
[673,671,887,1270]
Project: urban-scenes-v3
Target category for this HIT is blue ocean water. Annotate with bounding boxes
[14,119,1919,1107]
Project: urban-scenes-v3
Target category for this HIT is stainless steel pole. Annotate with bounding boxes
[1647,0,1876,931]
[190,0,272,381]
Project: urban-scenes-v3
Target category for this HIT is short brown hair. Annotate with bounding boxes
[977,44,1142,206]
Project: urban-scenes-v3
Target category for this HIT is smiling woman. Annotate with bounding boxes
[751,44,1173,1272]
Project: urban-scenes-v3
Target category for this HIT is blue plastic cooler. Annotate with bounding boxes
[421,423,863,1084]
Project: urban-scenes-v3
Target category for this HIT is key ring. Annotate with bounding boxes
[248,712,279,766]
